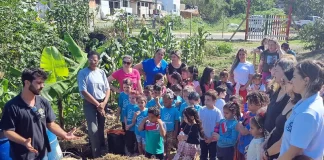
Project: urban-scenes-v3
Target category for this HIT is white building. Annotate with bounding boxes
[161,0,180,15]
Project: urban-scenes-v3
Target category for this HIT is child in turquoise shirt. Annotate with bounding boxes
[138,107,166,160]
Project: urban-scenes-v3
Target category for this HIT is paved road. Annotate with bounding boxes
[132,31,297,41]
[131,31,246,40]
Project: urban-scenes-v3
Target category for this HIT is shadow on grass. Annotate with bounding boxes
[297,49,324,61]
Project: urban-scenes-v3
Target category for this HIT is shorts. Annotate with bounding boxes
[136,135,146,145]
[145,151,164,160]
[166,131,176,152]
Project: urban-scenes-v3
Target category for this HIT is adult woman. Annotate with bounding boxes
[199,66,215,106]
[263,55,296,134]
[108,55,142,93]
[77,51,110,158]
[262,68,302,160]
[278,60,324,160]
[134,48,168,86]
[166,50,186,87]
[230,48,255,105]
[258,38,285,84]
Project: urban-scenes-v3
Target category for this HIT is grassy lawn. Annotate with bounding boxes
[197,40,310,79]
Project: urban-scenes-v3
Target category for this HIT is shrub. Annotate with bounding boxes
[216,42,234,55]
[298,21,324,51]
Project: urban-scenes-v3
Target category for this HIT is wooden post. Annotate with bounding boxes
[245,0,251,41]
[286,0,294,41]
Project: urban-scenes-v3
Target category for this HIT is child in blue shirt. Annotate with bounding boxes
[161,89,180,160]
[133,95,148,155]
[179,86,195,120]
[146,84,163,108]
[144,85,154,101]
[213,102,241,160]
[171,84,184,109]
[123,91,140,156]
[138,107,167,160]
[117,78,133,129]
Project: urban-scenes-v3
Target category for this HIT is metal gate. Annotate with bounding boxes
[247,15,289,40]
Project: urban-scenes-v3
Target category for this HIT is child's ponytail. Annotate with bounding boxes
[223,102,241,120]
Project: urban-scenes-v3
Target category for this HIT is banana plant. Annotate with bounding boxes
[40,33,87,128]
[0,78,17,116]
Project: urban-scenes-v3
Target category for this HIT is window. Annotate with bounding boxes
[123,0,129,7]
[145,3,148,7]
[173,4,176,10]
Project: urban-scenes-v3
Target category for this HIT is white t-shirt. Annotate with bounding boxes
[233,62,255,86]
[247,137,264,160]
[233,62,255,95]
[215,99,226,115]
[250,84,266,92]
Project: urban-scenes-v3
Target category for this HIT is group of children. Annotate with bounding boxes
[115,65,278,160]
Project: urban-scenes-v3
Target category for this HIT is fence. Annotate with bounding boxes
[247,15,290,40]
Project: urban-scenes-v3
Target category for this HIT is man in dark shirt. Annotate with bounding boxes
[0,68,78,160]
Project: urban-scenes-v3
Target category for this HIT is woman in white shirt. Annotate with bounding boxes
[278,60,324,160]
[230,48,255,112]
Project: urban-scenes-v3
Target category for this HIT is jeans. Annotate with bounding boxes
[199,140,217,160]
[83,100,106,158]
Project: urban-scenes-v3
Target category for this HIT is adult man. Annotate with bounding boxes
[0,68,78,160]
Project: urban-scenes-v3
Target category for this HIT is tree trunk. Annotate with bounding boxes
[57,98,64,129]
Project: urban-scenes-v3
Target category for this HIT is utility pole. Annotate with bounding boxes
[245,0,251,41]
[153,0,158,28]
[286,0,294,41]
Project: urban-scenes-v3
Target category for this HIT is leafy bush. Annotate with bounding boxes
[161,15,184,30]
[0,0,65,83]
[205,42,234,56]
[46,0,90,49]
[298,21,324,51]
[217,42,234,55]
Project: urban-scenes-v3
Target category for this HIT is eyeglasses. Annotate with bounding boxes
[123,61,131,65]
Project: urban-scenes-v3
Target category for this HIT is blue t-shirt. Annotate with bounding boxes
[161,106,180,131]
[146,98,163,108]
[123,104,139,131]
[135,108,148,137]
[217,119,239,148]
[142,58,168,86]
[118,92,129,122]
[238,112,256,154]
[173,95,184,109]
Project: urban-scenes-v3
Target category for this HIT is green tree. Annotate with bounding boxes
[46,0,90,49]
[0,0,65,86]
[283,0,324,19]
[198,0,227,22]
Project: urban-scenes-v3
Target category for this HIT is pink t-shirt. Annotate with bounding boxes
[111,68,141,91]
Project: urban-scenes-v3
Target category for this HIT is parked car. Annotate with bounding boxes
[294,16,322,29]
